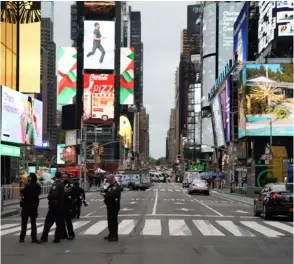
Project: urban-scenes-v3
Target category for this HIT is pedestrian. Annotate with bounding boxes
[72,181,87,219]
[62,175,75,240]
[19,173,41,243]
[101,174,121,242]
[40,171,65,243]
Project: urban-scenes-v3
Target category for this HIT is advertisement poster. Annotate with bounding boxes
[119,115,133,149]
[83,20,115,70]
[120,47,134,105]
[202,3,217,56]
[187,5,202,38]
[278,23,294,36]
[1,86,43,146]
[212,96,226,147]
[57,144,65,164]
[83,73,114,121]
[233,2,248,63]
[57,47,77,105]
[276,11,294,24]
[239,64,294,137]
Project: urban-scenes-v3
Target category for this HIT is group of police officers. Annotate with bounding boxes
[19,172,121,243]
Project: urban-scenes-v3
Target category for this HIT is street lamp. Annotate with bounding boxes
[267,117,273,155]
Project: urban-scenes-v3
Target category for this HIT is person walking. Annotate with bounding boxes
[40,172,65,243]
[101,174,121,242]
[86,22,106,64]
[72,181,87,219]
[19,173,41,243]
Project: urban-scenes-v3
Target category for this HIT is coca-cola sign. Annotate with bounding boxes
[90,74,109,81]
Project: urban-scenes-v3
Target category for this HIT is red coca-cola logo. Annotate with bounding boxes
[90,74,109,81]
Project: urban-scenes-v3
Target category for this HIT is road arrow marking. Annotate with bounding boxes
[121,208,134,212]
[175,208,194,212]
[233,210,249,214]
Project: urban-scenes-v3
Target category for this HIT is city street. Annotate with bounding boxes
[1,183,293,264]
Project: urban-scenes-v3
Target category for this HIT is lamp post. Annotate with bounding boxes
[267,117,273,155]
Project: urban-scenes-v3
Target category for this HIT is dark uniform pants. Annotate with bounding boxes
[64,207,75,237]
[41,207,63,241]
[19,206,38,241]
[107,207,119,238]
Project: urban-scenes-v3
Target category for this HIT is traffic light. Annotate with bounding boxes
[99,146,104,155]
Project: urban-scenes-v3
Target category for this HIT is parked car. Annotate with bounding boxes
[254,183,293,219]
[188,179,209,195]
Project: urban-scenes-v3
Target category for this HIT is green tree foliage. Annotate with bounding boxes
[155,157,167,165]
[149,157,156,165]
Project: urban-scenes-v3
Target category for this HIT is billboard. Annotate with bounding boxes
[187,5,202,38]
[212,96,226,147]
[233,2,248,64]
[218,2,243,72]
[202,3,217,56]
[57,144,65,164]
[83,73,114,122]
[119,115,133,149]
[65,130,77,146]
[57,47,77,105]
[84,1,115,16]
[19,2,41,93]
[238,64,294,138]
[83,20,115,70]
[120,47,134,105]
[1,85,43,146]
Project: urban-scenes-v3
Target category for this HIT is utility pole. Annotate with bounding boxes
[267,117,273,154]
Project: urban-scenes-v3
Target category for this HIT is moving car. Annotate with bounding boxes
[254,183,293,219]
[188,179,209,195]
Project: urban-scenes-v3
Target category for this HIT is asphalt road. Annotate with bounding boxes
[1,183,293,264]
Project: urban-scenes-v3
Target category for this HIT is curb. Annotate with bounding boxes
[3,195,48,207]
[211,190,253,205]
[1,208,21,218]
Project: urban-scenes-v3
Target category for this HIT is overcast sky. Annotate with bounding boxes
[54,1,191,159]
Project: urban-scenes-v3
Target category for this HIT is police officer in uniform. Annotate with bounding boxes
[40,171,64,243]
[62,175,75,239]
[19,173,41,243]
[102,174,121,242]
[71,181,87,219]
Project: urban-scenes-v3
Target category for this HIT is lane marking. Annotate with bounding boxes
[216,220,256,237]
[83,220,107,235]
[264,221,294,234]
[183,193,223,216]
[211,192,252,205]
[160,189,165,192]
[0,224,19,230]
[85,205,106,217]
[169,219,192,236]
[193,220,225,236]
[1,223,42,236]
[48,221,90,235]
[141,219,162,235]
[152,190,159,215]
[118,219,136,235]
[241,221,285,237]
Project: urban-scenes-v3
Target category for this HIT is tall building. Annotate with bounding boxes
[139,106,149,164]
[180,29,195,55]
[167,108,176,164]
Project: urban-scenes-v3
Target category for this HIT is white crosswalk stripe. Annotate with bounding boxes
[2,219,293,238]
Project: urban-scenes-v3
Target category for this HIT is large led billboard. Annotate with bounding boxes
[83,20,115,70]
[1,85,43,146]
[187,5,202,38]
[233,2,248,64]
[119,115,133,149]
[202,3,216,56]
[218,2,243,72]
[57,144,65,164]
[83,73,114,122]
[57,47,77,105]
[238,64,294,138]
[212,95,225,147]
[120,47,134,105]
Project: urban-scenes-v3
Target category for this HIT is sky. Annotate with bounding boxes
[54,1,192,159]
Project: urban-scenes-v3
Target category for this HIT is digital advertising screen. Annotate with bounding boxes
[239,63,294,137]
[83,73,114,122]
[83,20,115,71]
[212,96,226,147]
[201,117,215,152]
[19,1,41,93]
[202,56,216,107]
[57,47,77,105]
[202,3,216,56]
[57,144,65,165]
[276,8,294,37]
[187,5,202,38]
[218,2,243,72]
[1,85,43,146]
[84,1,115,16]
[233,2,248,64]
[119,115,133,149]
[120,47,134,105]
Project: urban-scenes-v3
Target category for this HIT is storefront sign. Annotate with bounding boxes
[208,60,233,101]
[0,144,21,157]
[188,163,206,171]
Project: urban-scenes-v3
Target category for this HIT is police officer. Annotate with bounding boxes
[19,173,41,243]
[71,181,86,219]
[40,171,64,243]
[62,175,75,239]
[102,174,121,242]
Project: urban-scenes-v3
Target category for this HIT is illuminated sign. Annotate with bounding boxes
[0,144,21,157]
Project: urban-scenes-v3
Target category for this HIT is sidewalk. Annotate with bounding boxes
[211,188,254,204]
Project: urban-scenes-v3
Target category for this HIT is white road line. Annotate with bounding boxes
[160,189,165,192]
[85,205,106,217]
[216,220,256,237]
[141,219,162,235]
[83,220,108,235]
[146,214,233,217]
[175,190,180,192]
[184,193,223,216]
[152,190,158,215]
[211,192,252,205]
[2,223,42,236]
[118,219,136,235]
[169,219,192,236]
[1,224,20,230]
[14,224,46,236]
[48,221,90,235]
[168,189,173,192]
[264,221,294,234]
[193,220,225,236]
[241,221,285,237]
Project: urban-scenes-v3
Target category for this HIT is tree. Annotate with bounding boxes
[148,157,156,165]
[155,157,167,165]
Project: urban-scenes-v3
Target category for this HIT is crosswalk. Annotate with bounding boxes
[1,219,293,239]
[147,188,186,192]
